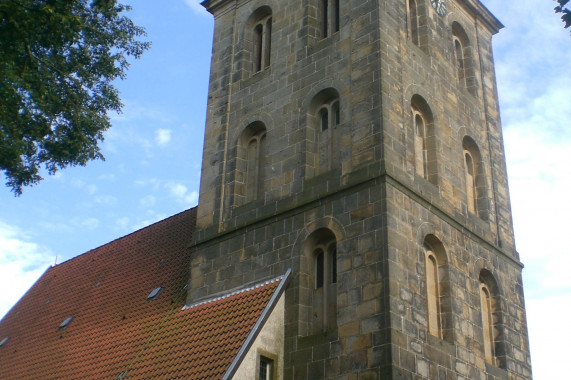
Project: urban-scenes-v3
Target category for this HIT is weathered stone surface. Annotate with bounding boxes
[190,0,531,378]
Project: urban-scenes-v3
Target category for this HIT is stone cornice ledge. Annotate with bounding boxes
[201,0,235,16]
[384,173,523,268]
[190,163,523,268]
[460,0,504,34]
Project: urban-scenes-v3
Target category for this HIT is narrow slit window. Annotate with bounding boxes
[464,151,476,214]
[264,18,272,69]
[332,101,340,125]
[320,108,329,131]
[480,284,494,363]
[330,245,337,284]
[322,0,328,38]
[254,24,263,72]
[315,249,324,288]
[320,0,340,38]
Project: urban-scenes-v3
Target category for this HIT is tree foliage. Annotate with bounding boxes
[0,0,149,194]
[555,0,571,34]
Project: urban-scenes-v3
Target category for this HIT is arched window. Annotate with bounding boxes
[422,235,452,342]
[464,150,476,214]
[414,112,427,178]
[425,250,440,337]
[408,0,427,51]
[320,0,340,38]
[462,136,488,220]
[454,37,466,87]
[299,228,338,335]
[480,282,494,363]
[246,132,266,202]
[317,98,339,174]
[307,88,341,177]
[311,234,337,333]
[411,95,437,185]
[478,269,506,368]
[235,122,267,205]
[246,7,272,76]
[452,23,477,96]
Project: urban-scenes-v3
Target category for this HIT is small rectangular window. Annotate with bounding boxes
[259,356,274,380]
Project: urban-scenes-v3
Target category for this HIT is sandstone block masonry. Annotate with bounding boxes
[190,0,532,378]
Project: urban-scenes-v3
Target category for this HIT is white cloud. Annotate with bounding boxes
[71,179,85,188]
[81,218,99,230]
[166,182,199,205]
[131,213,169,232]
[135,178,161,190]
[97,173,115,181]
[183,0,209,16]
[115,217,130,230]
[526,294,571,380]
[69,179,98,195]
[110,100,173,124]
[155,129,172,147]
[38,221,73,234]
[482,0,571,376]
[94,195,118,206]
[86,184,97,195]
[0,221,54,319]
[140,195,156,208]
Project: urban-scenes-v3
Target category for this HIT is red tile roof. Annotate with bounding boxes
[0,207,284,379]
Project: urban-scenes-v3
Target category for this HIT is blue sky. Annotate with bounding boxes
[1,1,569,378]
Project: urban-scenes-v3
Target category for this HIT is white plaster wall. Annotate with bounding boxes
[232,294,284,380]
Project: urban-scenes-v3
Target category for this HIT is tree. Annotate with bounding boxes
[555,0,571,34]
[0,0,150,195]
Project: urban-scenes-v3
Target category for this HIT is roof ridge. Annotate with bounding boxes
[182,274,284,310]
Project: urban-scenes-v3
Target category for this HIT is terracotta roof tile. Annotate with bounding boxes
[0,208,282,379]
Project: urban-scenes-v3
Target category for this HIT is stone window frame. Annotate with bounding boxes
[317,98,340,174]
[306,88,341,178]
[422,234,453,343]
[299,228,338,335]
[452,22,477,96]
[234,121,267,206]
[256,350,278,380]
[411,95,438,185]
[462,136,489,221]
[243,7,273,77]
[478,269,507,369]
[407,0,428,52]
[319,0,340,39]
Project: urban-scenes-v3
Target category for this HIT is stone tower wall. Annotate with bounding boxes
[191,0,531,378]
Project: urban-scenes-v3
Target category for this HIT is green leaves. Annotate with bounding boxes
[0,0,150,195]
[555,0,571,33]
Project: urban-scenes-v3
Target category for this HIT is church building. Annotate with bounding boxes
[0,0,532,379]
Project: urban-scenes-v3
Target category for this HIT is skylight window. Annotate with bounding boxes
[0,337,9,347]
[58,316,73,330]
[147,286,162,301]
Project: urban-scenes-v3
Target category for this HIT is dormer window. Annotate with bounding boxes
[147,286,162,301]
[58,316,73,330]
[0,337,9,348]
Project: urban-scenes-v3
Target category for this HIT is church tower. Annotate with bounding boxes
[190,0,532,378]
